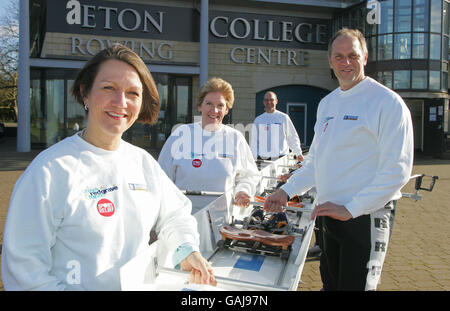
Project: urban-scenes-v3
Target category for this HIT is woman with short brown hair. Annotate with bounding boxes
[158,77,260,208]
[2,44,215,290]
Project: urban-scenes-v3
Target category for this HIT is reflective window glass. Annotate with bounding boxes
[395,33,411,59]
[350,10,359,29]
[444,2,449,35]
[429,70,441,90]
[45,80,65,147]
[413,0,429,32]
[66,80,86,137]
[411,70,428,89]
[442,71,448,91]
[378,35,393,60]
[430,34,442,60]
[377,71,393,88]
[412,33,428,58]
[126,122,152,149]
[175,84,190,124]
[444,36,449,60]
[394,70,411,89]
[430,0,442,33]
[30,79,43,145]
[368,36,377,61]
[395,0,412,32]
[379,0,394,34]
[155,80,169,147]
[358,7,366,34]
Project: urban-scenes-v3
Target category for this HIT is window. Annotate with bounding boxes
[413,0,429,32]
[358,7,366,34]
[395,0,412,32]
[412,33,428,58]
[66,80,86,137]
[350,10,359,30]
[443,36,449,60]
[394,70,411,89]
[444,2,449,35]
[30,79,43,145]
[411,70,428,89]
[430,0,442,33]
[378,35,393,60]
[368,36,377,61]
[377,71,393,88]
[429,70,441,90]
[430,34,442,60]
[442,71,448,91]
[379,0,394,34]
[395,33,411,59]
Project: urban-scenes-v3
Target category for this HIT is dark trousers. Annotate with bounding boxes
[319,201,396,291]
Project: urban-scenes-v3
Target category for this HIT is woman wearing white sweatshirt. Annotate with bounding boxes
[1,44,214,290]
[158,77,260,207]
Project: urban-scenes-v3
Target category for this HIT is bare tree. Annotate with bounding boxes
[0,0,19,121]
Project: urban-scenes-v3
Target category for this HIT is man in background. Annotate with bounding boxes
[251,91,303,161]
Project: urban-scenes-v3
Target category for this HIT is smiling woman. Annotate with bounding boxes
[69,44,160,151]
[1,44,216,290]
[158,77,261,209]
[79,59,144,150]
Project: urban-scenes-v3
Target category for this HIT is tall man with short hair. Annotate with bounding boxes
[251,91,303,161]
[264,28,414,290]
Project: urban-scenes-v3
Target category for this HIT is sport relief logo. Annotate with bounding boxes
[192,159,202,168]
[97,198,115,217]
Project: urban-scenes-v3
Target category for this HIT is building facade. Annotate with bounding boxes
[21,0,449,156]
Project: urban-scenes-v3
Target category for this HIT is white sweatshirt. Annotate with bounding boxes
[281,77,414,218]
[1,133,199,290]
[158,122,260,196]
[251,110,303,159]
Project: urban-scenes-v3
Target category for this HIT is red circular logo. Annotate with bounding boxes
[192,159,202,168]
[97,198,115,217]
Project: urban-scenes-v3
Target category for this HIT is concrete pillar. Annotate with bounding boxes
[199,0,208,88]
[17,0,30,152]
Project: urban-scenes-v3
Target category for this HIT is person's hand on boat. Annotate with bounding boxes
[234,191,251,207]
[180,251,217,286]
[263,189,288,213]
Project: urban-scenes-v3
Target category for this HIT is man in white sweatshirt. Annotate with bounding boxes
[264,28,414,290]
[251,91,303,161]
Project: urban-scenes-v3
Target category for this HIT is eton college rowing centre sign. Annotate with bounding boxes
[45,0,330,66]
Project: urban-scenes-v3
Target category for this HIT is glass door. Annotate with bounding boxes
[66,80,87,137]
[45,79,65,147]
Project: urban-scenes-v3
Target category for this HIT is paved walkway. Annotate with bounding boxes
[1,136,449,291]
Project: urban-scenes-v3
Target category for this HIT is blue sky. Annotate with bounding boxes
[0,0,18,20]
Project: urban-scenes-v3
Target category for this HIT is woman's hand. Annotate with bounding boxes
[179,251,216,286]
[234,191,251,207]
